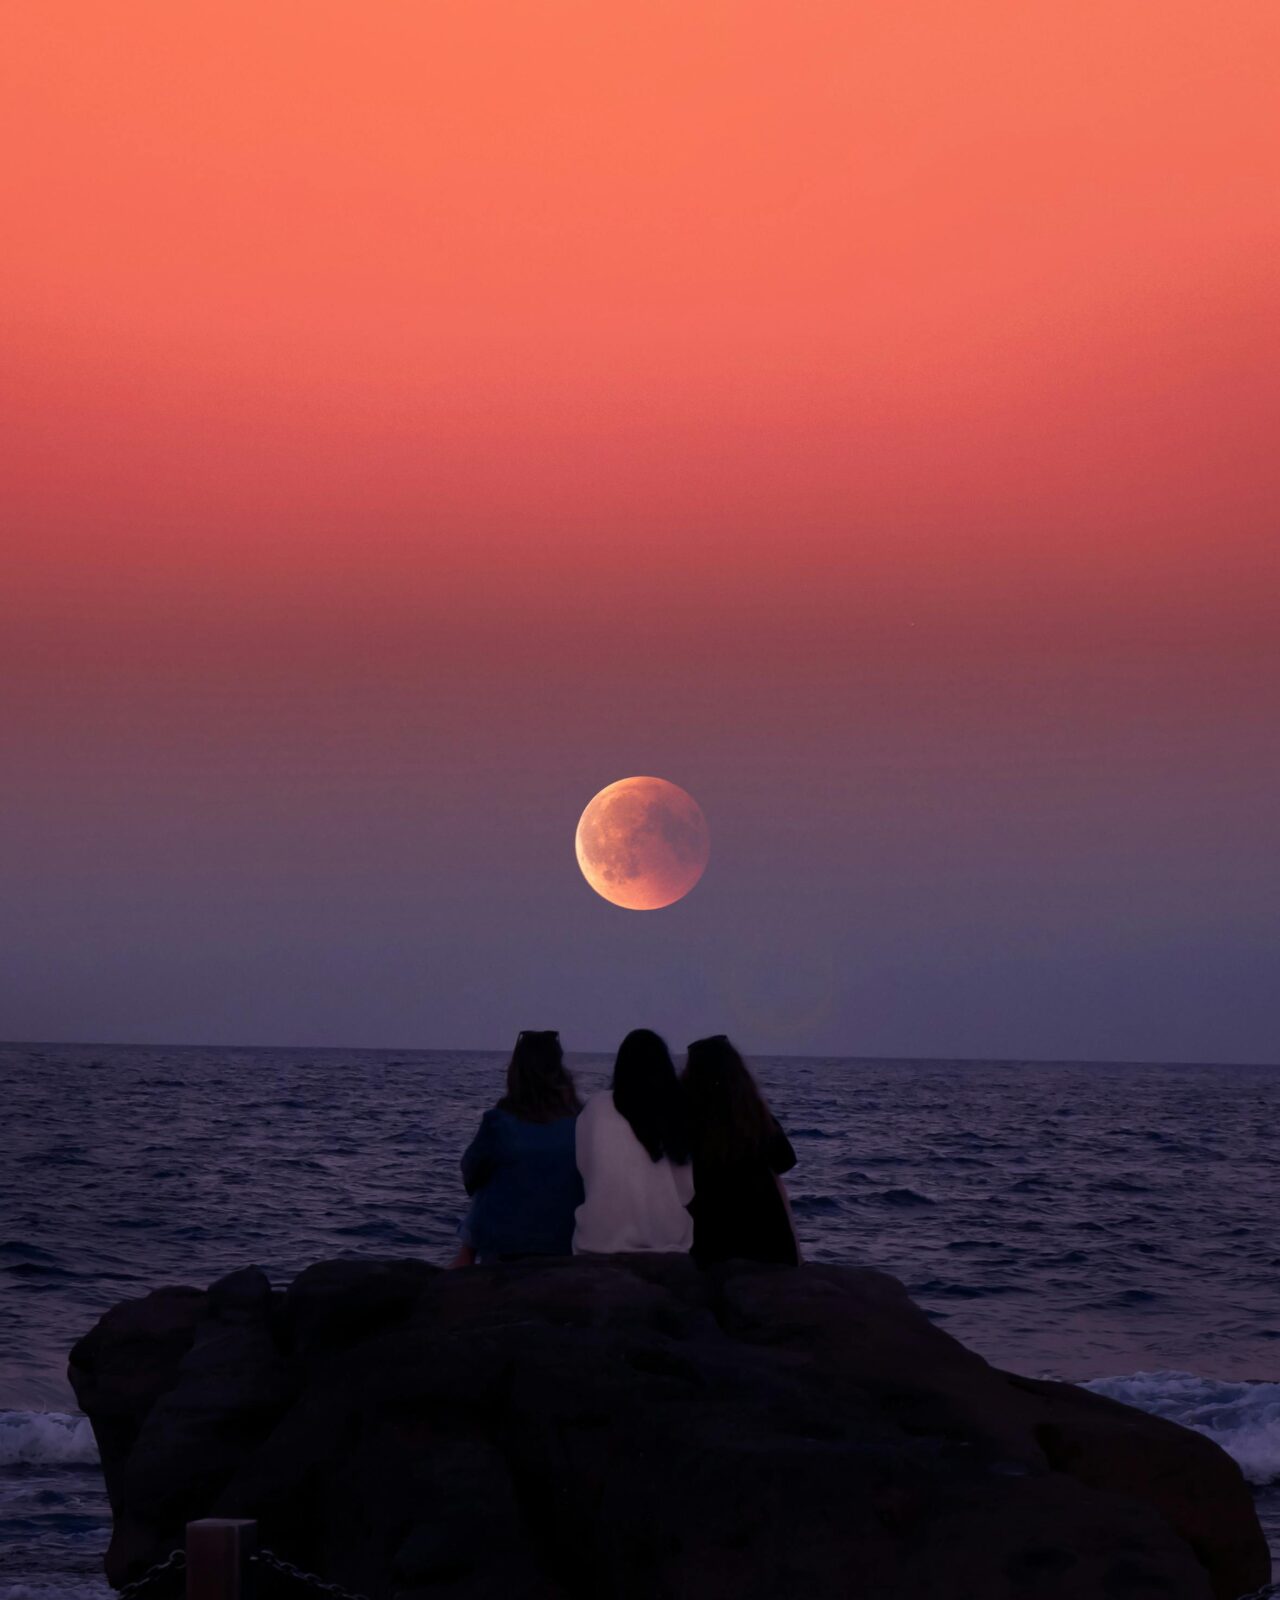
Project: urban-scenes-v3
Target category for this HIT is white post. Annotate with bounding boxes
[186,1518,257,1600]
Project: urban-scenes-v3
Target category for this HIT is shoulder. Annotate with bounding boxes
[478,1105,515,1135]
[578,1091,619,1130]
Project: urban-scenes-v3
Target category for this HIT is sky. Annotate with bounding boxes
[2,2,1277,1062]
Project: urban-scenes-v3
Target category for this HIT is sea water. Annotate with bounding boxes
[3,1043,1278,1594]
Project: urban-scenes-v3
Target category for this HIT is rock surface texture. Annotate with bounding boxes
[69,1256,1270,1600]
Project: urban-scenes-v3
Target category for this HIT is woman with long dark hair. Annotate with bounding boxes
[455,1029,584,1262]
[681,1035,799,1266]
[573,1028,694,1254]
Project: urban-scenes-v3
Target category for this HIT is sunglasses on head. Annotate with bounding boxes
[517,1030,560,1044]
[688,1034,729,1051]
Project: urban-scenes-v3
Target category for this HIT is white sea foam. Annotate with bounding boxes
[1084,1372,1280,1485]
[0,1410,99,1467]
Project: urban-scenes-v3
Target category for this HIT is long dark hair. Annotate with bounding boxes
[682,1035,776,1165]
[499,1030,581,1123]
[612,1029,689,1165]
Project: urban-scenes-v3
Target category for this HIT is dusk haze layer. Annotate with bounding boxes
[3,2,1277,1060]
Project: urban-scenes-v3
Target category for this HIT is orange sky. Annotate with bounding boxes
[5,2,1277,611]
[2,2,1277,1054]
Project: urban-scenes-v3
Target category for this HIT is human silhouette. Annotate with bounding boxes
[573,1028,694,1253]
[455,1029,583,1262]
[682,1034,798,1266]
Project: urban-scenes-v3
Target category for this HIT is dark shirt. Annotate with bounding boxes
[460,1106,583,1259]
[689,1122,799,1267]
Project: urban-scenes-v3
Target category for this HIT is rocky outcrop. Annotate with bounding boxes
[69,1256,1270,1600]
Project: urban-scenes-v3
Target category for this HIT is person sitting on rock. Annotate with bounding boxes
[573,1028,694,1254]
[681,1034,799,1266]
[454,1029,584,1264]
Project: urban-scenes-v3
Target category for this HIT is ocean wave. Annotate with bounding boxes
[0,1583,110,1600]
[0,1411,99,1467]
[789,1194,842,1215]
[911,1278,1023,1299]
[1083,1372,1280,1485]
[0,1243,62,1264]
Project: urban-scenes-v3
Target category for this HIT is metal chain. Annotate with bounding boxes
[137,1538,1275,1600]
[116,1549,186,1600]
[253,1547,372,1600]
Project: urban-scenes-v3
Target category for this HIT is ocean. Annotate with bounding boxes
[2,1042,1278,1595]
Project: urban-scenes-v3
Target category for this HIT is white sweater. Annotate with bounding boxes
[572,1090,695,1254]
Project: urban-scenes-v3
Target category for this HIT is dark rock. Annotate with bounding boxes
[69,1256,1271,1600]
[72,1268,293,1581]
[285,1257,438,1359]
[68,1284,206,1493]
[208,1266,273,1321]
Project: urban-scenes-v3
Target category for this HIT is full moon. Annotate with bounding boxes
[575,777,709,910]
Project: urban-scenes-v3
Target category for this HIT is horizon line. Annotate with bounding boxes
[1,1038,1274,1070]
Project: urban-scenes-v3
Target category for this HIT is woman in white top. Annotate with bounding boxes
[573,1029,695,1254]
